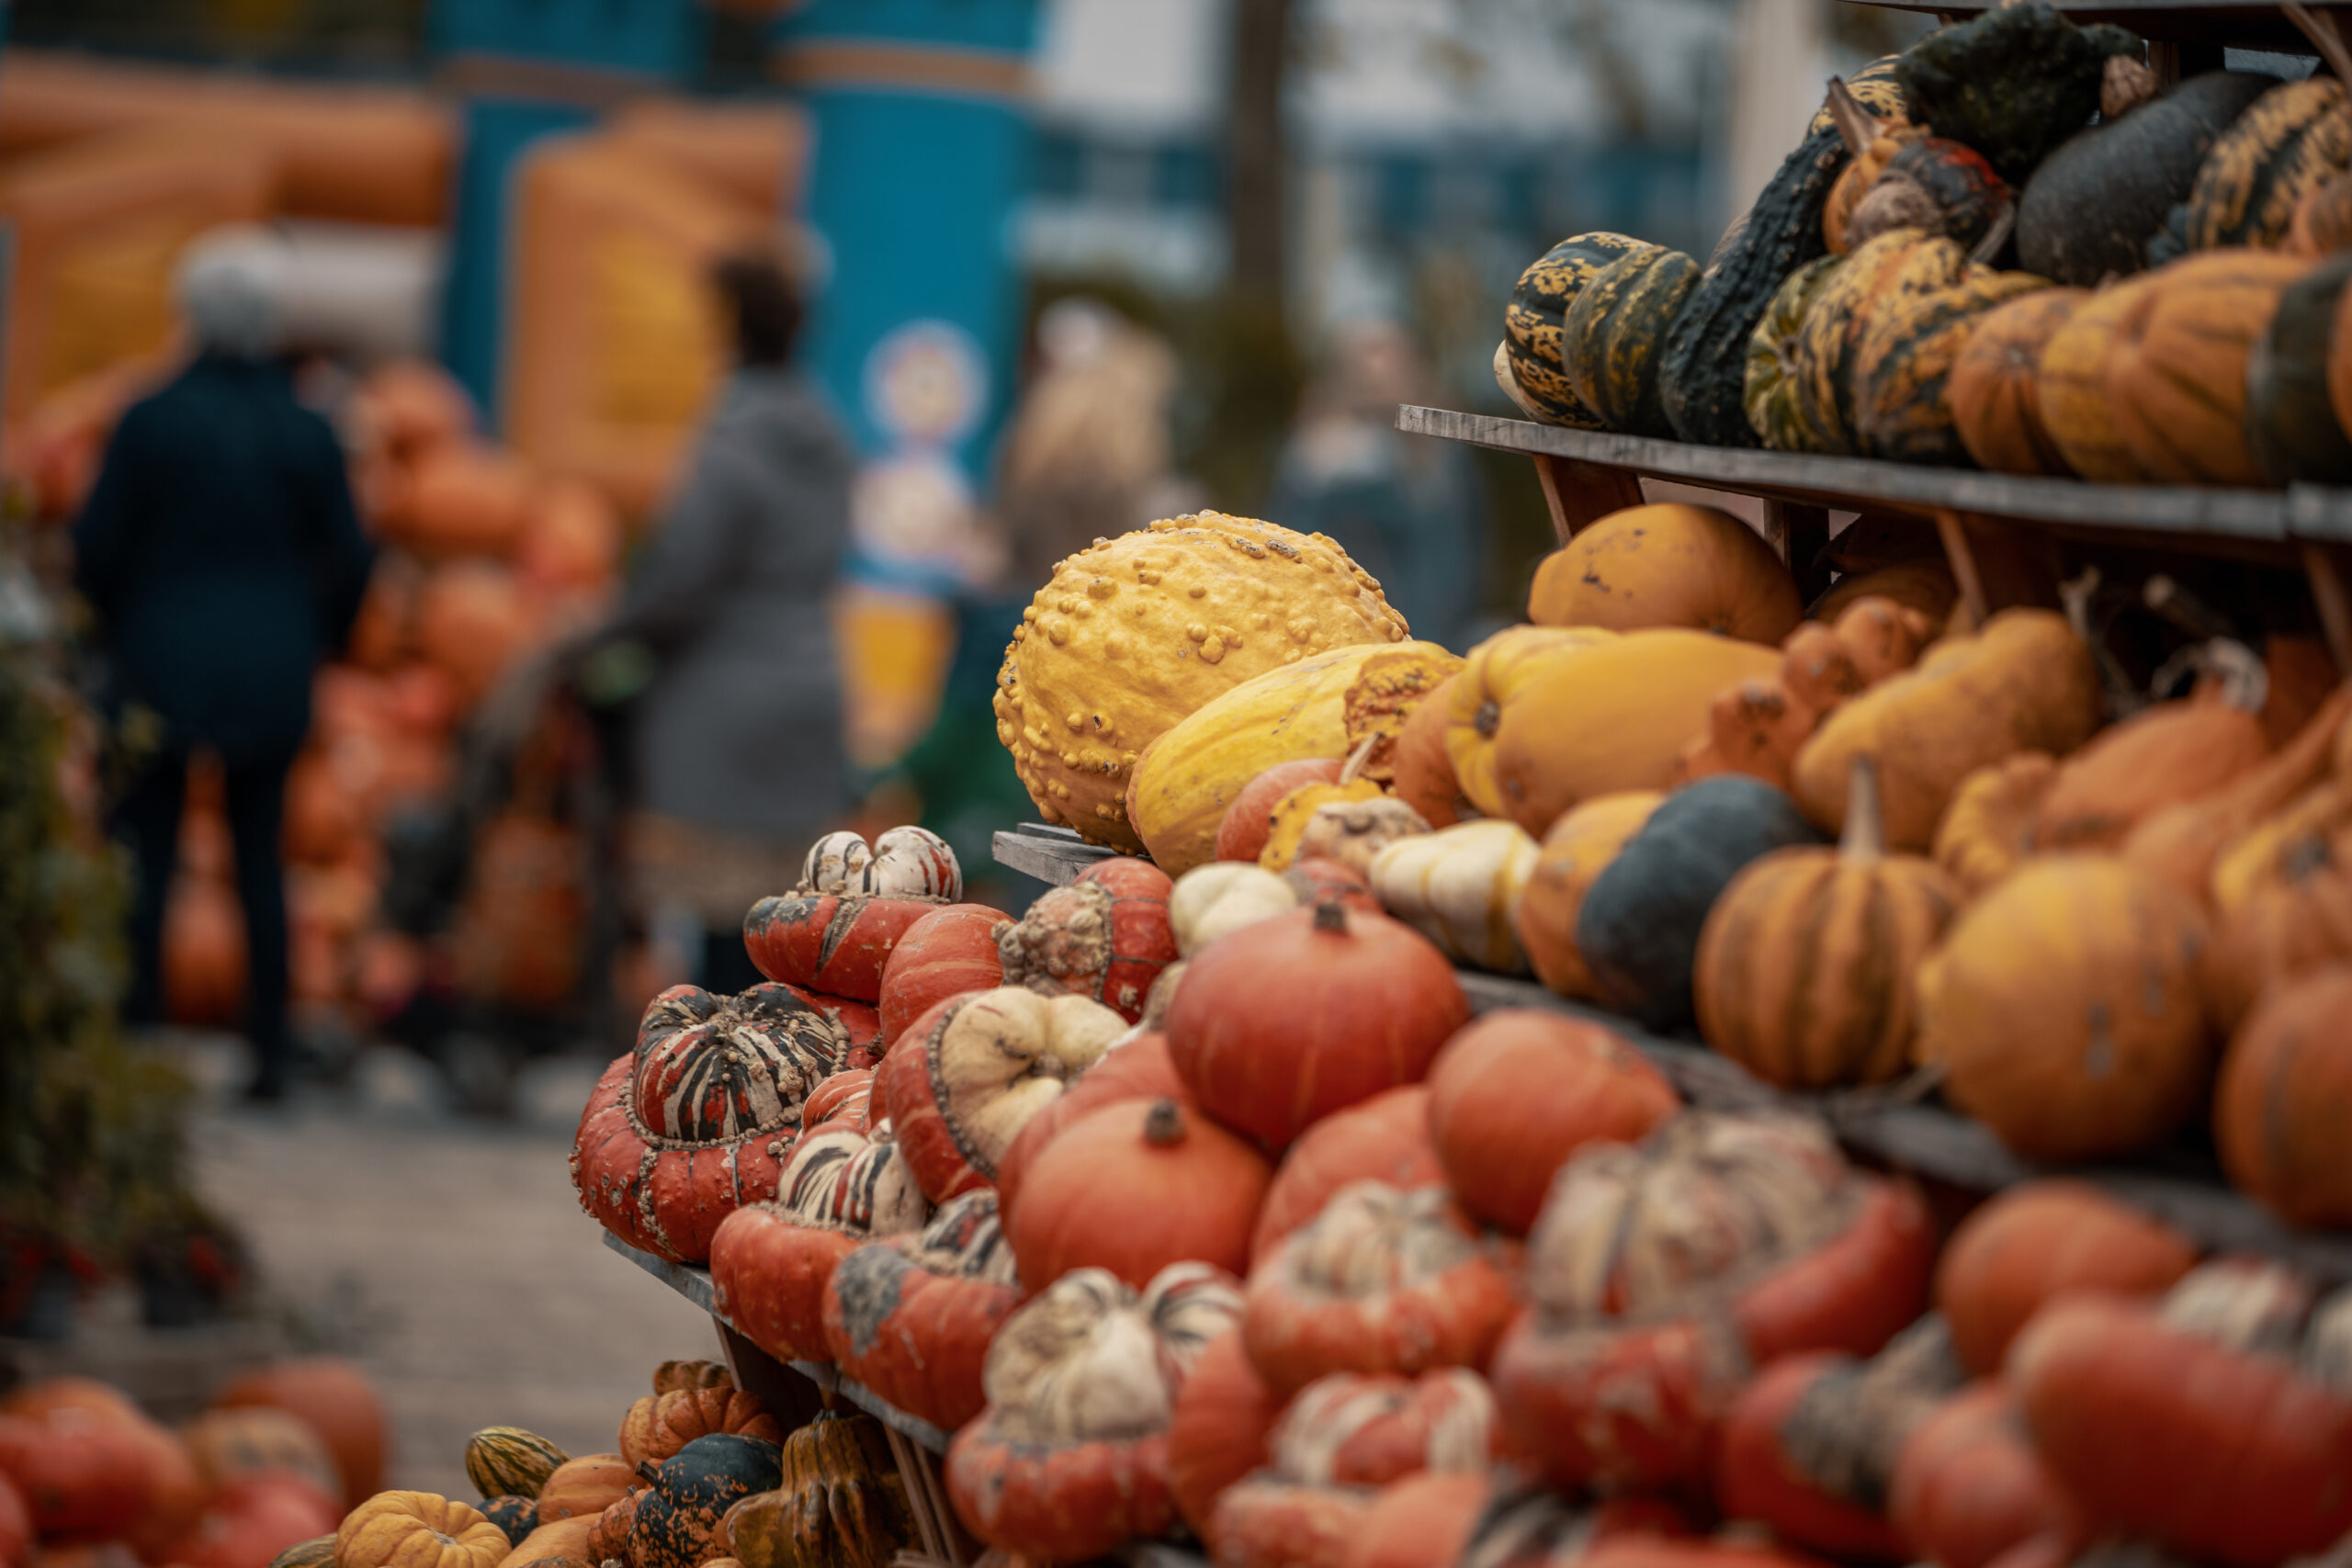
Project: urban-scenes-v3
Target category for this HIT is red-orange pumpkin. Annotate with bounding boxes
[874,904,1006,1045]
[159,1472,340,1568]
[821,1191,1023,1433]
[210,1358,387,1507]
[1167,902,1471,1153]
[617,1388,781,1472]
[1423,1009,1679,1237]
[1932,1181,2198,1377]
[800,1069,873,1133]
[1166,1329,1283,1537]
[1888,1384,2075,1568]
[1008,1097,1272,1292]
[1220,760,1351,863]
[996,1034,1189,1223]
[0,1411,151,1538]
[1337,1472,1491,1568]
[995,858,1178,1022]
[1251,1086,1444,1261]
[1713,1354,1909,1562]
[2215,964,2352,1228]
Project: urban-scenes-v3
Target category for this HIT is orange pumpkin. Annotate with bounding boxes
[2036,683,2270,853]
[2208,824,2352,1029]
[1933,752,2056,897]
[165,1473,342,1568]
[1165,1329,1283,1537]
[514,478,620,593]
[164,873,246,1028]
[362,359,475,463]
[1712,1353,1909,1562]
[617,1388,781,1472]
[2106,250,2311,487]
[1443,626,1617,820]
[183,1407,341,1504]
[1527,504,1801,645]
[1423,1008,1678,1237]
[1389,674,1468,829]
[2036,274,2163,483]
[1949,288,2087,476]
[211,1359,388,1507]
[337,1493,508,1568]
[1932,1180,2198,1377]
[2125,685,2352,899]
[0,1409,153,1539]
[1250,1085,1444,1261]
[1887,1385,2073,1568]
[398,444,535,558]
[1513,792,1664,998]
[2215,965,2352,1227]
[873,903,1007,1046]
[1220,760,1347,863]
[995,1033,1189,1223]
[535,1455,639,1528]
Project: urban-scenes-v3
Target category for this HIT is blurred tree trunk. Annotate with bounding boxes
[1228,0,1295,311]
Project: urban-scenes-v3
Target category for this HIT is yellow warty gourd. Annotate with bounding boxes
[995,512,1408,852]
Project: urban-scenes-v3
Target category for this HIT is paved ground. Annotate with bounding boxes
[179,1039,718,1498]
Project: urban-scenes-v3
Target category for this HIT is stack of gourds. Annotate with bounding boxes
[1498,0,2352,489]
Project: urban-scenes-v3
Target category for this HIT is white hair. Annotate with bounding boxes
[174,225,293,358]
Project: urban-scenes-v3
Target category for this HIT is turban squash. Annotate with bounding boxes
[1489,1112,1935,1492]
[1886,1382,2073,1568]
[1527,504,1801,647]
[994,856,1176,1021]
[2009,1260,2352,1567]
[1000,513,1409,855]
[1168,1328,1284,1536]
[994,1031,1188,1220]
[822,1190,1023,1432]
[2215,965,2352,1228]
[1344,1473,1494,1568]
[1367,820,1539,975]
[742,828,962,1004]
[1502,231,1654,428]
[570,983,846,1264]
[873,904,1004,1046]
[1444,625,1617,822]
[945,1262,1243,1560]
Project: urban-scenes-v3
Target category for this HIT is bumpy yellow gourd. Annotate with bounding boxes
[995,513,1408,852]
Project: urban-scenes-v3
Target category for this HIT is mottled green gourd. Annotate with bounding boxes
[1792,230,1972,458]
[1746,255,1846,451]
[1658,55,1909,449]
[1894,3,2143,184]
[1502,231,1652,428]
[1562,244,1702,437]
[1853,268,2051,466]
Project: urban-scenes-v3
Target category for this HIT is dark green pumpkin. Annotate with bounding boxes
[2019,72,2278,287]
[1746,255,1846,451]
[1562,245,1701,436]
[1660,57,1909,449]
[2187,76,2352,251]
[629,1434,785,1568]
[266,1538,337,1568]
[466,1427,571,1501]
[2247,249,2352,483]
[483,1495,540,1548]
[1895,3,2142,185]
[1574,774,1825,1032]
[1854,269,2050,466]
[1504,231,1651,428]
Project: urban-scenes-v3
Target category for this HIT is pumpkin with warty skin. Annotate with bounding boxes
[823,1191,1023,1432]
[1503,231,1656,428]
[1561,244,1702,437]
[2105,249,2311,488]
[1794,608,2100,852]
[481,1496,537,1548]
[722,1411,910,1568]
[1242,1182,1517,1397]
[876,986,1125,1203]
[741,829,962,1003]
[1167,1329,1283,1537]
[1747,256,1849,451]
[945,1263,1243,1561]
[1424,1010,1677,1238]
[2215,965,2352,1227]
[1368,820,1539,974]
[1008,1096,1272,1290]
[533,1454,638,1527]
[1529,505,1801,645]
[1445,626,1618,821]
[2207,824,2352,1030]
[1695,758,1961,1089]
[337,1494,509,1568]
[1949,288,2088,476]
[2009,1262,2352,1568]
[800,1068,873,1133]
[1934,1180,2198,1378]
[1894,4,2142,184]
[585,1490,639,1565]
[1887,1384,2074,1568]
[1252,1086,1444,1261]
[1389,674,1468,828]
[1166,901,1470,1153]
[1713,1354,1912,1562]
[628,1435,785,1568]
[2036,274,2165,482]
[1917,857,2214,1163]
[1489,1112,1936,1492]
[211,1358,388,1507]
[1658,57,1909,448]
[2249,250,2352,484]
[1222,760,1348,863]
[996,857,1176,1021]
[1853,266,2050,467]
[617,1387,781,1472]
[1514,792,1665,1000]
[1576,774,1826,1032]
[1281,795,1430,879]
[2020,72,2278,286]
[1125,640,1444,877]
[874,904,1005,1046]
[1490,630,1786,838]
[995,1032,1188,1221]
[1340,642,1466,786]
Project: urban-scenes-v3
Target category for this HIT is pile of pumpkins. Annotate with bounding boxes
[1496,0,2352,489]
[0,1359,388,1568]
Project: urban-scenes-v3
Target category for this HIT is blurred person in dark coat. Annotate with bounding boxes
[74,227,374,1100]
[574,248,855,993]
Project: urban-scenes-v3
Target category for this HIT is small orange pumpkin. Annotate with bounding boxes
[2214,964,2352,1227]
[2207,823,2352,1029]
[617,1388,782,1472]
[1948,288,2088,476]
[2105,249,2312,487]
[336,1493,510,1568]
[1515,791,1664,998]
[535,1454,639,1528]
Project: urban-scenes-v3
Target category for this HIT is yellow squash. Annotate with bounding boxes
[1443,625,1618,819]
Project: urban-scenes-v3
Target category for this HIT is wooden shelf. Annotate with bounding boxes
[991,822,1118,886]
[1849,0,2328,55]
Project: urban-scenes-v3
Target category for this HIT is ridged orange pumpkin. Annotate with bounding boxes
[1695,758,1962,1089]
[337,1493,509,1568]
[1250,1085,1443,1261]
[2105,249,2310,487]
[2207,823,2352,1029]
[1949,288,2087,476]
[1887,1384,2073,1568]
[1526,504,1801,645]
[1932,1180,2199,1377]
[2036,274,2163,482]
[1444,626,1616,820]
[1916,856,2215,1161]
[2215,965,2352,1227]
[1515,791,1665,998]
[618,1389,781,1472]
[1165,1329,1282,1537]
[534,1455,639,1527]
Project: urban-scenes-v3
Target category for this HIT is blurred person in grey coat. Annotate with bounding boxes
[575,248,854,992]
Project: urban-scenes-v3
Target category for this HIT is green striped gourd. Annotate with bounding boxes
[1563,244,1702,437]
[1792,229,1970,457]
[1745,254,1846,451]
[466,1427,572,1501]
[1503,231,1652,427]
[1854,269,2052,466]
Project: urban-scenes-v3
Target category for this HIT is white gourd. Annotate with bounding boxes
[1168,863,1300,957]
[1369,818,1541,974]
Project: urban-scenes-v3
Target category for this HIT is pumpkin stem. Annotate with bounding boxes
[2287,2,2352,86]
[1823,76,1888,158]
[2101,54,2160,120]
[1312,900,1350,933]
[1965,201,2017,266]
[1144,1098,1186,1146]
[1842,755,1886,864]
[1474,699,1501,738]
[1339,730,1381,785]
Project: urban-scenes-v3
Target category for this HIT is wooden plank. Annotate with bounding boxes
[1532,452,1646,544]
[1765,501,1834,604]
[991,829,1116,886]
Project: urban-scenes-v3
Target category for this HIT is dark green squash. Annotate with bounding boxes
[629,1434,786,1568]
[266,1539,337,1568]
[2186,16,2352,254]
[1794,231,1973,457]
[1746,254,1847,451]
[1895,3,2143,185]
[2247,249,2352,483]
[1660,57,1909,449]
[1563,243,1702,436]
[2019,72,2279,286]
[484,1495,540,1548]
[1574,774,1826,1032]
[1503,231,1651,427]
[1854,268,2051,466]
